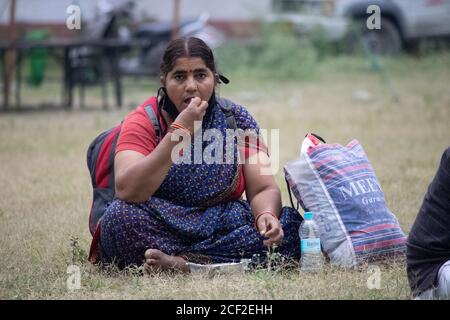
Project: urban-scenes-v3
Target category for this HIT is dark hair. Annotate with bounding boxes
[160,37,217,77]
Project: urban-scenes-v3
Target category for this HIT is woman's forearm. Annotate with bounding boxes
[249,186,282,219]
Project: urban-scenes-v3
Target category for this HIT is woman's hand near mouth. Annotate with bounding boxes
[173,97,208,135]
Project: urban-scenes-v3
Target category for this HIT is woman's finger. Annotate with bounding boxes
[188,97,201,108]
[263,232,283,247]
[267,230,282,245]
[273,229,284,244]
[198,101,208,112]
[264,220,280,237]
[265,222,284,246]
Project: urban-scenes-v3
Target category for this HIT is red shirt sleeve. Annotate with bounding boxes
[116,97,162,156]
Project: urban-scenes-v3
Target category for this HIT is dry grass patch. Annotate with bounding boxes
[1,53,449,299]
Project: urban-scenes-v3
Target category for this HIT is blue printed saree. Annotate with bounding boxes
[99,100,302,268]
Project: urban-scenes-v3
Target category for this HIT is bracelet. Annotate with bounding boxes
[169,122,191,136]
[254,210,278,230]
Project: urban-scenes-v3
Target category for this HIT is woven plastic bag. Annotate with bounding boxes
[284,133,406,267]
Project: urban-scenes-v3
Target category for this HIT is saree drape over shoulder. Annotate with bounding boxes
[98,98,302,268]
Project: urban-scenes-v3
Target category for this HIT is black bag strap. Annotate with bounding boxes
[144,104,161,143]
[307,132,326,143]
[108,131,120,189]
[285,176,299,210]
[216,96,237,130]
[108,105,160,192]
[284,132,325,210]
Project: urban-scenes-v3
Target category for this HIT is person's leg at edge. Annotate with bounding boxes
[415,260,450,300]
[435,260,450,299]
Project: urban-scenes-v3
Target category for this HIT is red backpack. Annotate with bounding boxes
[87,102,161,237]
[86,96,236,262]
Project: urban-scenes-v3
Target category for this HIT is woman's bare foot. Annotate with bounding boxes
[144,249,190,274]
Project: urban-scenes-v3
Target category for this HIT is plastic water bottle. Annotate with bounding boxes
[299,212,323,272]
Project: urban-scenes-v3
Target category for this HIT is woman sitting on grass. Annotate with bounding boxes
[96,37,302,272]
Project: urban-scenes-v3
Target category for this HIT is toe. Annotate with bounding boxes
[145,258,157,265]
[144,248,163,259]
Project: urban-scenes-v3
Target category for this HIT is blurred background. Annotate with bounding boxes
[1,0,450,110]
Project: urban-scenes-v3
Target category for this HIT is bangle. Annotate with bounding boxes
[169,122,191,136]
[254,210,278,230]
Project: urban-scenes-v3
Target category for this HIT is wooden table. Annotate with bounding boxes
[0,37,151,110]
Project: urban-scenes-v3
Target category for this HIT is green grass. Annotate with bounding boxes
[1,52,449,299]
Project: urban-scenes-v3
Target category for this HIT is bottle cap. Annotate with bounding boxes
[304,212,314,220]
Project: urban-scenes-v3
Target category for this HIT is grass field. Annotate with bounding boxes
[0,52,449,299]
